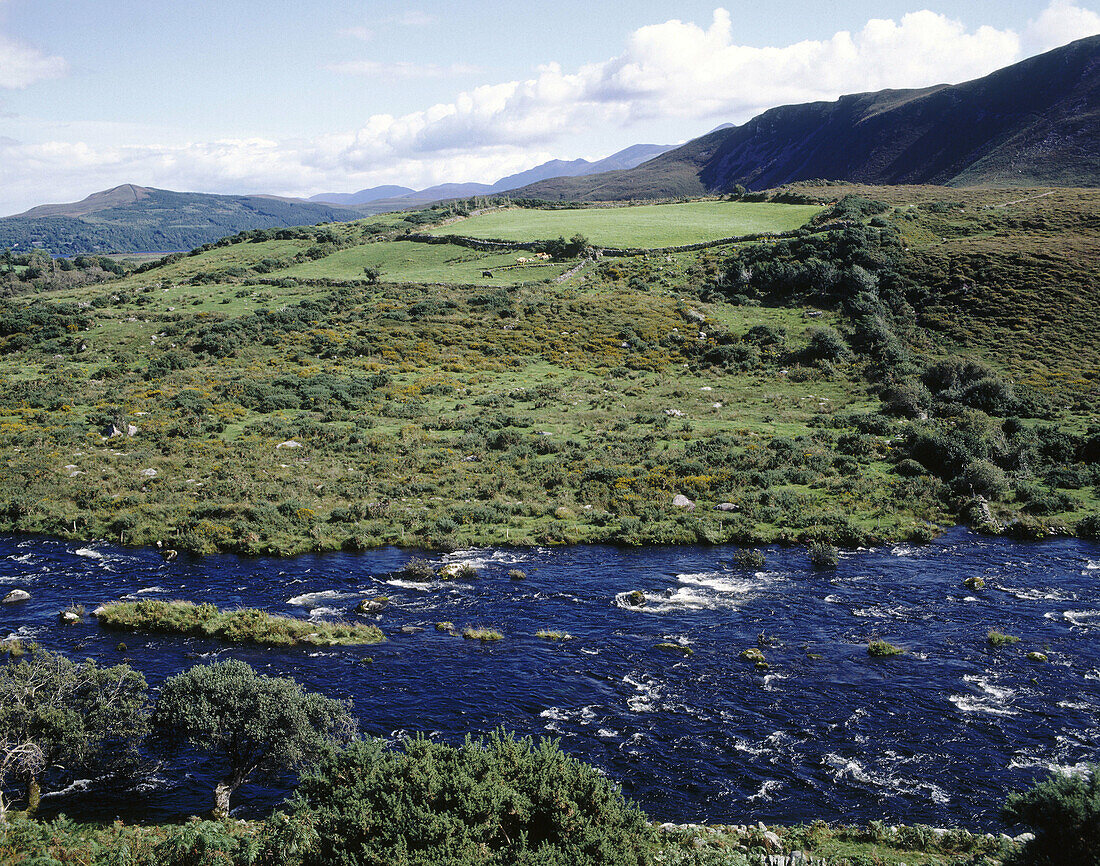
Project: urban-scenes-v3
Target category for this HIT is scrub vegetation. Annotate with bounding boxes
[0,186,1096,556]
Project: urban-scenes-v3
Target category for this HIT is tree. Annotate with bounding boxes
[0,646,149,820]
[1003,766,1100,865]
[152,659,357,818]
[287,730,655,866]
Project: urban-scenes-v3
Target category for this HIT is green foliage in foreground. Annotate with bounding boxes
[287,731,655,866]
[153,659,358,818]
[0,647,149,818]
[96,600,384,647]
[1003,765,1100,866]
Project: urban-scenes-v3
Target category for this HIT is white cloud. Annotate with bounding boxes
[342,25,374,42]
[1024,0,1100,52]
[327,60,485,79]
[0,31,66,88]
[2,2,1097,215]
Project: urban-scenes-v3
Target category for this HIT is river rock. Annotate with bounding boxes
[624,590,646,607]
[59,610,81,624]
[399,625,424,634]
[356,597,388,614]
[963,575,985,590]
[1027,651,1048,662]
[2,589,30,604]
[672,494,695,510]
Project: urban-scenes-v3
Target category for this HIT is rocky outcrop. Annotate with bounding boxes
[2,589,30,604]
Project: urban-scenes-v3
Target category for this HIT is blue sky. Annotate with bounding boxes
[0,0,1097,214]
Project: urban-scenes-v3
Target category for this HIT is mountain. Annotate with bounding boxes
[307,185,415,205]
[321,143,676,213]
[0,186,368,255]
[514,35,1100,200]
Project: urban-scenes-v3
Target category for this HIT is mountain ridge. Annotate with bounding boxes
[513,35,1100,200]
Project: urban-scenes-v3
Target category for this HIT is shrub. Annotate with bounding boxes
[287,731,655,866]
[153,659,357,817]
[988,630,1020,647]
[802,326,848,362]
[808,542,839,568]
[959,459,1009,500]
[868,639,904,657]
[1003,766,1100,865]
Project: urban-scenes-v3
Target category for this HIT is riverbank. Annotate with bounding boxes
[0,815,1026,866]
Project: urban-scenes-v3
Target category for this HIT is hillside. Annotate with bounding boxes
[516,36,1100,200]
[0,186,367,256]
[0,186,1096,555]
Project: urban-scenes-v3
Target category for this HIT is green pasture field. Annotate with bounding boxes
[427,201,823,248]
[281,240,569,285]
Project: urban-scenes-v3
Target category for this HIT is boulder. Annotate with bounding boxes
[356,598,389,614]
[963,575,985,590]
[140,468,158,478]
[624,590,646,607]
[399,625,424,634]
[2,589,30,604]
[1027,651,1048,663]
[672,494,695,510]
[739,647,766,663]
[714,502,739,512]
[58,610,81,624]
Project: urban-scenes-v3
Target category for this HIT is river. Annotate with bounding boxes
[2,529,1098,828]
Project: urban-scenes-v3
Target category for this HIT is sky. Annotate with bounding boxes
[0,0,1097,215]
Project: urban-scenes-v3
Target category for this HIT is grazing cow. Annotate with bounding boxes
[482,270,493,278]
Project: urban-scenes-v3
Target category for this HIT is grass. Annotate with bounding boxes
[868,639,905,657]
[282,240,568,285]
[987,630,1020,647]
[428,201,823,248]
[0,814,1016,866]
[535,630,571,641]
[0,188,1095,556]
[95,600,384,647]
[463,627,504,642]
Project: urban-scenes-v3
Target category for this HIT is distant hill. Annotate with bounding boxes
[332,143,675,213]
[515,35,1100,200]
[0,186,367,255]
[307,185,415,205]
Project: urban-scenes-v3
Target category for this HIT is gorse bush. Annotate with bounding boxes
[1003,766,1100,866]
[286,730,655,866]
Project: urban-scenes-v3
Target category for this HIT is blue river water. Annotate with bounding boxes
[2,529,1099,829]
